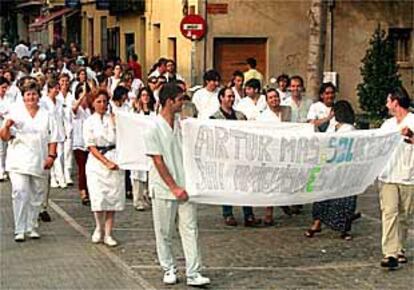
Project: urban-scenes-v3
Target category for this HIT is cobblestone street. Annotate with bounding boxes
[1,180,413,289]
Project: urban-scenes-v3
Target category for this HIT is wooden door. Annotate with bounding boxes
[213,38,267,84]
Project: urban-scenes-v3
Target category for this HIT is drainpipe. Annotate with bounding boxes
[203,0,207,73]
[328,0,335,71]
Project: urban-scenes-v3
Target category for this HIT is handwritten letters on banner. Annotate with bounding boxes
[117,113,401,206]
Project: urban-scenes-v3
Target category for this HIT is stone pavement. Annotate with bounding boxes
[1,179,413,289]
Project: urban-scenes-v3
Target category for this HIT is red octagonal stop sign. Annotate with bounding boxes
[180,14,207,41]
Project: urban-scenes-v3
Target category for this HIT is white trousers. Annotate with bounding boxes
[0,139,6,176]
[152,197,201,277]
[10,172,47,234]
[50,142,65,185]
[132,179,149,207]
[63,137,73,181]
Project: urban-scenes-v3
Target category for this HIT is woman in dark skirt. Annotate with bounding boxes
[305,100,358,241]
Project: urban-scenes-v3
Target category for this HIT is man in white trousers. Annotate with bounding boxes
[144,82,210,286]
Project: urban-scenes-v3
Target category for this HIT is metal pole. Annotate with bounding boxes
[191,39,196,86]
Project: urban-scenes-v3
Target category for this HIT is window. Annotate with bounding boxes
[389,28,412,62]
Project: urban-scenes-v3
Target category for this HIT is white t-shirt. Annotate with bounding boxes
[192,87,220,120]
[145,115,185,200]
[39,96,65,142]
[72,106,91,150]
[307,101,337,132]
[379,112,414,185]
[0,96,12,127]
[5,84,21,104]
[14,44,30,59]
[236,95,267,120]
[5,104,59,178]
[231,87,243,107]
[256,107,282,123]
[277,89,291,106]
[57,91,75,137]
[284,96,313,123]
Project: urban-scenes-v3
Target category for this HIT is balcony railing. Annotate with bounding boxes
[108,0,145,15]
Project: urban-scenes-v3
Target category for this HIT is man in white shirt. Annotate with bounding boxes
[192,69,221,120]
[145,83,210,286]
[236,78,267,120]
[378,86,414,270]
[284,75,312,123]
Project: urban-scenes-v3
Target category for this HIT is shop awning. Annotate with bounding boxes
[29,7,75,30]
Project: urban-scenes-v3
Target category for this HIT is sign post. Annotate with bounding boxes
[180,15,207,86]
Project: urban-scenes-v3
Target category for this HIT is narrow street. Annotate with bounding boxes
[1,180,413,289]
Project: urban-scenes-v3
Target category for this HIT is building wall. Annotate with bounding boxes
[118,15,146,66]
[80,1,116,58]
[332,0,413,108]
[144,0,199,82]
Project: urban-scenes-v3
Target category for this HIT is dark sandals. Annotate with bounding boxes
[340,232,353,241]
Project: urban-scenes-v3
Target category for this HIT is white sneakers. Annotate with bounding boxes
[14,233,25,242]
[91,229,118,247]
[91,228,102,244]
[28,230,40,239]
[187,273,210,286]
[14,230,41,242]
[163,269,210,286]
[103,235,118,247]
[163,268,177,285]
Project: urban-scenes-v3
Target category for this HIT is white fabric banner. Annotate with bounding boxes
[116,111,155,171]
[181,119,402,206]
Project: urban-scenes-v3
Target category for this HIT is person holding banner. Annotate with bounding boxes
[83,89,125,247]
[305,100,358,241]
[257,88,293,224]
[307,82,337,132]
[378,86,414,270]
[211,87,262,227]
[145,83,210,286]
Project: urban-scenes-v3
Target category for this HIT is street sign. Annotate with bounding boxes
[180,14,207,41]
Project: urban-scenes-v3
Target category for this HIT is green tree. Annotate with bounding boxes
[357,25,401,122]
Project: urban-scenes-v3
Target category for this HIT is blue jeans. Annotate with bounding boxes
[222,206,253,220]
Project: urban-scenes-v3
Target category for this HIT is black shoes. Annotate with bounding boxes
[380,256,399,270]
[39,211,52,222]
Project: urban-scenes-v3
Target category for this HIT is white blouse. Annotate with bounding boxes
[5,104,59,178]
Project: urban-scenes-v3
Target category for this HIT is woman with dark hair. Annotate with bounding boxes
[307,82,337,132]
[83,89,125,247]
[230,70,244,106]
[130,87,156,211]
[72,82,92,205]
[0,82,58,241]
[305,100,358,241]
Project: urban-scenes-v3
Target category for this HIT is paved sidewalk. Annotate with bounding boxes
[1,179,413,289]
[0,181,149,290]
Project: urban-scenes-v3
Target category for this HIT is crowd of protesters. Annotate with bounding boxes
[0,39,413,285]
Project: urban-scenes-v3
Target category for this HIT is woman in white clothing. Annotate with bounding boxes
[107,64,122,97]
[0,77,10,181]
[307,82,337,132]
[57,73,75,185]
[83,89,125,247]
[72,83,92,205]
[0,82,58,242]
[131,87,155,211]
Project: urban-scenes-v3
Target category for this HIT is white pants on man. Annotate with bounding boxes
[152,197,201,277]
[9,172,47,234]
